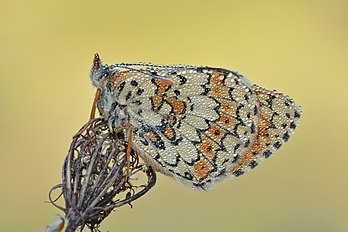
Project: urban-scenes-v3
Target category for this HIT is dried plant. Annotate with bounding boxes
[49,118,156,232]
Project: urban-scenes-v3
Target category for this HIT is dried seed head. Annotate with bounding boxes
[49,118,156,232]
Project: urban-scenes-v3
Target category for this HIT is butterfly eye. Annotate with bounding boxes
[101,68,109,77]
[97,67,110,80]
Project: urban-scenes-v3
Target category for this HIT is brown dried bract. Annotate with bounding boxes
[49,118,156,232]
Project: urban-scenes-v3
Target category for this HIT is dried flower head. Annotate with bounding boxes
[49,118,156,232]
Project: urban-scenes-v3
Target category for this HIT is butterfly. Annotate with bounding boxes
[88,53,302,190]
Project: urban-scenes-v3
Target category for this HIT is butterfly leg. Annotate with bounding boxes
[113,123,133,182]
[73,88,101,137]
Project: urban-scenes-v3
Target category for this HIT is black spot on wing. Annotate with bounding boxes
[117,81,126,92]
[125,91,132,101]
[177,75,187,85]
[290,122,297,129]
[130,80,138,86]
[263,150,272,158]
[249,160,258,169]
[233,169,245,177]
[136,88,144,96]
[273,142,281,149]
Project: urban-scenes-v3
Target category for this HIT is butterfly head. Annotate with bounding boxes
[90,53,111,88]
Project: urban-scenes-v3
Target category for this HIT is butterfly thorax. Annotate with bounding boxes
[96,72,132,130]
[90,55,133,128]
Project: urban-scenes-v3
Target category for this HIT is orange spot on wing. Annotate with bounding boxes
[151,96,163,111]
[208,124,224,141]
[211,73,225,85]
[212,85,230,98]
[157,77,174,86]
[167,115,176,124]
[109,73,127,90]
[164,125,175,140]
[197,139,216,159]
[220,100,236,114]
[154,78,172,94]
[166,97,185,114]
[219,114,235,129]
[146,131,159,142]
[193,160,213,180]
[229,116,272,173]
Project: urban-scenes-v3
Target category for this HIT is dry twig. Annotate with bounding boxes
[49,118,156,231]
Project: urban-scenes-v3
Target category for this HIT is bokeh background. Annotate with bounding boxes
[1,0,347,231]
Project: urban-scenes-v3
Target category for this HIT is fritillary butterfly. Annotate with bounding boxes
[89,54,302,190]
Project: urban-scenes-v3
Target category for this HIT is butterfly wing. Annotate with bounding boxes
[102,67,301,190]
[226,84,302,177]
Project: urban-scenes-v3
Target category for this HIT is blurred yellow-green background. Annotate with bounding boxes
[1,0,347,231]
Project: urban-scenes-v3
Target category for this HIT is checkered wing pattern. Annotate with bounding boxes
[97,66,302,190]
